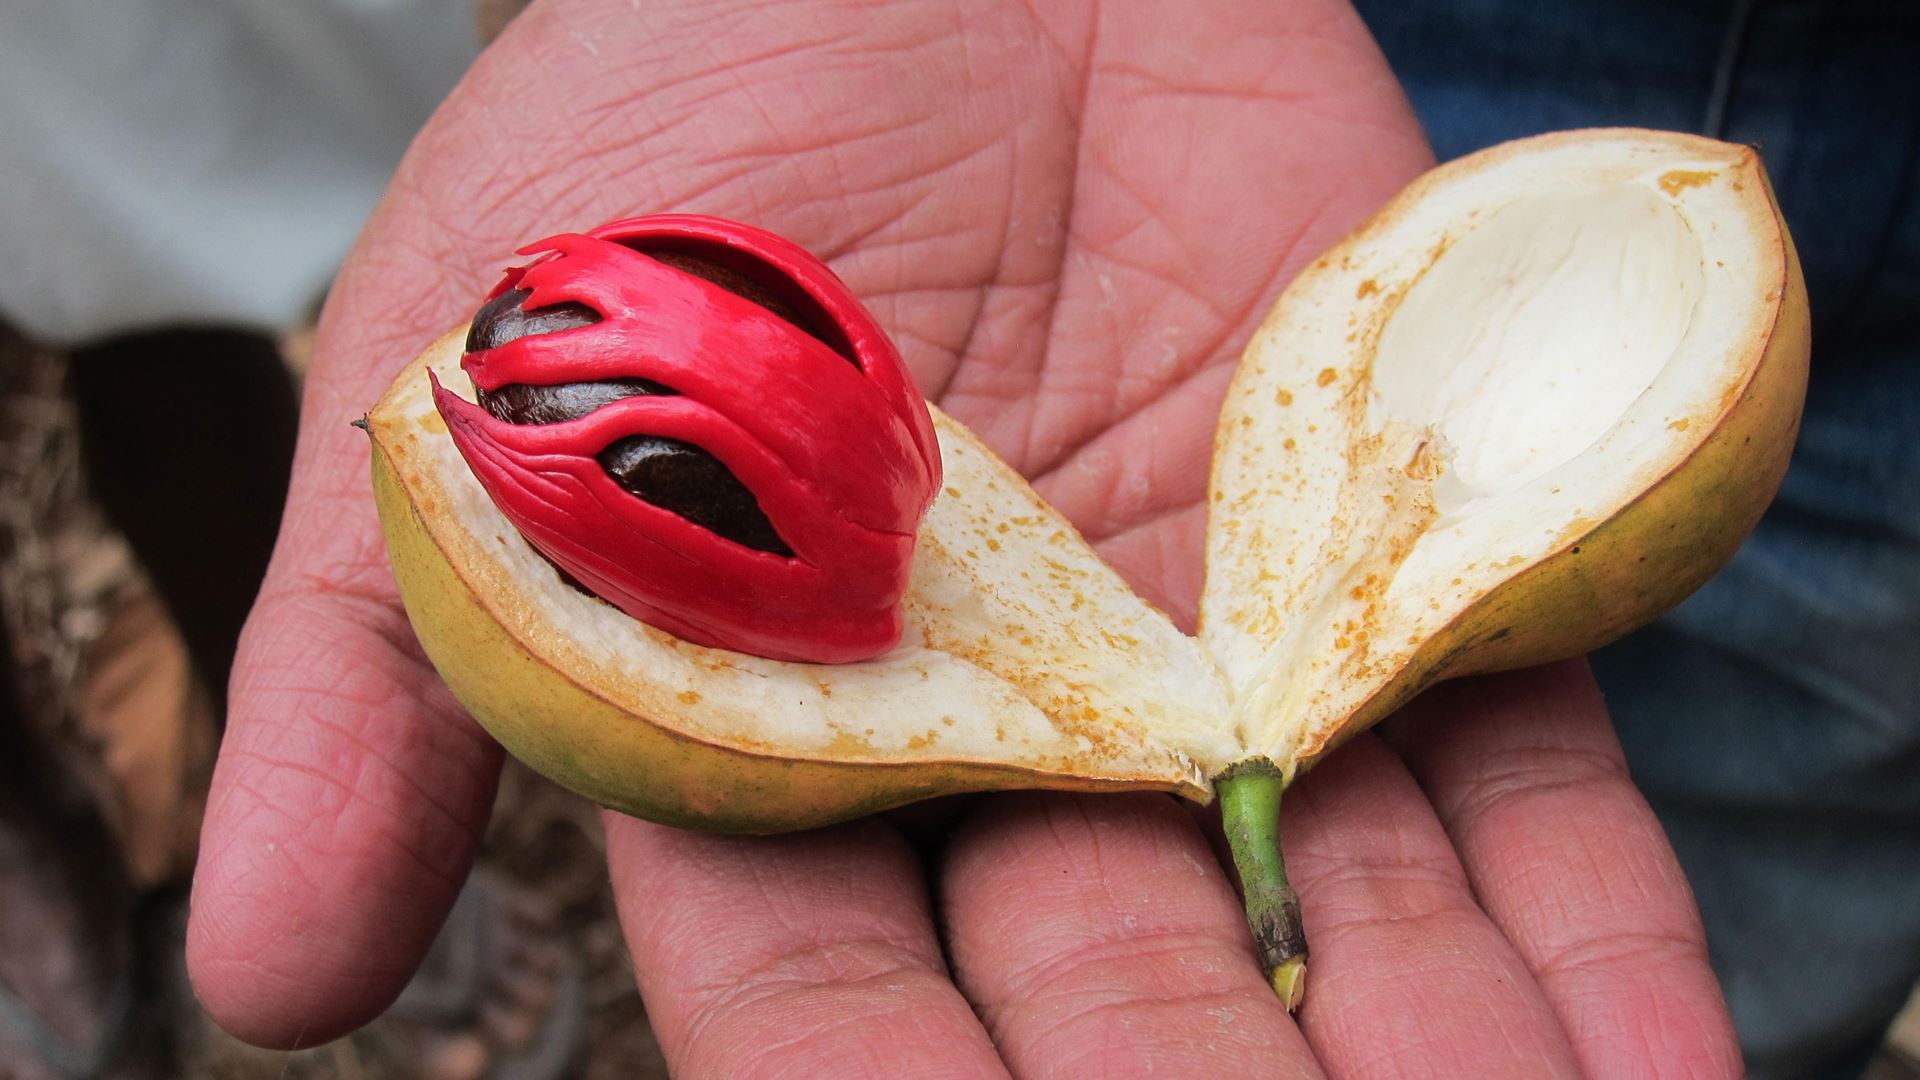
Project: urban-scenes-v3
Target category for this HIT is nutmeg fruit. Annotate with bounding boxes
[368,132,1808,1008]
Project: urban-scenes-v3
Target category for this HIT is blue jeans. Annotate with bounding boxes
[1353,2,1920,1076]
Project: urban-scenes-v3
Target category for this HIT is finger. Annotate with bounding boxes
[1382,661,1742,1077]
[604,814,1006,1079]
[1282,736,1583,1078]
[941,792,1317,1078]
[187,578,503,1046]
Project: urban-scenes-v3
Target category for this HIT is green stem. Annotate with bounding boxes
[1216,758,1306,1010]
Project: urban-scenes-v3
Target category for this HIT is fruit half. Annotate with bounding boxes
[1201,128,1807,776]
[368,128,1807,1003]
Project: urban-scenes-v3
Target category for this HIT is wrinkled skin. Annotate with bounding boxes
[188,2,1741,1075]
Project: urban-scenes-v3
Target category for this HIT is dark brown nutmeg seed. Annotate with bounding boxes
[467,286,599,354]
[478,379,675,426]
[598,436,792,556]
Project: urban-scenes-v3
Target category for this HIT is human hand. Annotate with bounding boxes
[187,1,1741,1073]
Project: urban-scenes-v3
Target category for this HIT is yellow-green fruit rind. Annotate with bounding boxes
[1293,148,1810,766]
[371,439,1169,832]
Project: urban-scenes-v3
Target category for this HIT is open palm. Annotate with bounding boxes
[188,1,1739,1074]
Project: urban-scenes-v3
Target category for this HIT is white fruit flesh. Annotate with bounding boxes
[1201,130,1800,768]
[1371,185,1703,508]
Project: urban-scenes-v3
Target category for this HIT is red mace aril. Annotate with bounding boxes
[431,215,942,663]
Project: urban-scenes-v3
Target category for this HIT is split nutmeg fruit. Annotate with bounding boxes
[364,129,1809,1009]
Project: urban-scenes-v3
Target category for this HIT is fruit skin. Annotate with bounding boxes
[435,215,942,664]
[1286,138,1811,767]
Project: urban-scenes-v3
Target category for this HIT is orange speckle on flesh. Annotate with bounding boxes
[1658,169,1716,196]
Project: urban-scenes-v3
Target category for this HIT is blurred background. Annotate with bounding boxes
[0,1,670,1076]
[0,1,1914,1077]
